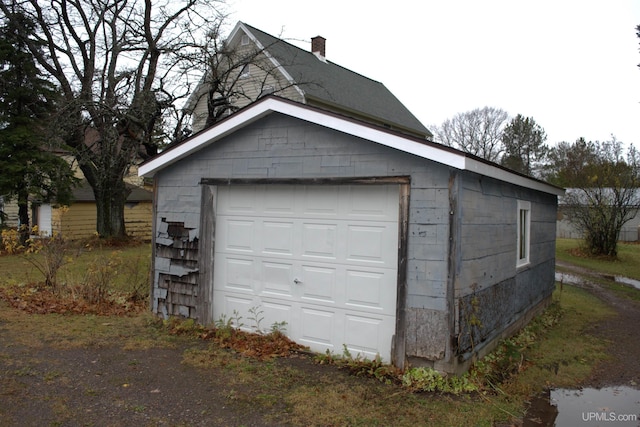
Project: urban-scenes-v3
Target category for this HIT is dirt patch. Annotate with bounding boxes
[0,344,252,426]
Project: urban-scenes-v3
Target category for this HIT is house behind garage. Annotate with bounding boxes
[140,93,563,374]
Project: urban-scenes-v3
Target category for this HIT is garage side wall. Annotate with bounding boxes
[452,174,557,368]
[151,113,453,361]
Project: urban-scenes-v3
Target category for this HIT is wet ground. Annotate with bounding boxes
[524,262,640,426]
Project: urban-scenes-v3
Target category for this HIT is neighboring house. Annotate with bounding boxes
[139,96,563,373]
[186,22,431,140]
[31,180,153,241]
[556,188,640,242]
[1,145,152,240]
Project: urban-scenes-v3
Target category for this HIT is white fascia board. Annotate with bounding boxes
[280,102,467,169]
[464,157,565,196]
[138,106,271,177]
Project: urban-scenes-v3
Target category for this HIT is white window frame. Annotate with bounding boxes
[517,200,531,268]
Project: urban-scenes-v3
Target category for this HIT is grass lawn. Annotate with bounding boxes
[556,238,640,279]
[0,239,634,426]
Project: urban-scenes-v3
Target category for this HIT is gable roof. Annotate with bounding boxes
[188,21,431,139]
[140,96,563,197]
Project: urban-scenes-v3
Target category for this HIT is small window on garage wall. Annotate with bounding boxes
[517,200,531,267]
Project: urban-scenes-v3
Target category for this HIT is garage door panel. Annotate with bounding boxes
[261,261,294,297]
[263,185,296,215]
[301,223,338,259]
[213,184,399,362]
[213,292,255,331]
[300,307,336,346]
[346,185,396,219]
[345,269,393,312]
[344,314,387,360]
[262,220,295,255]
[261,300,293,334]
[302,185,340,217]
[299,265,336,303]
[219,218,256,252]
[346,224,396,265]
[219,186,258,214]
[220,257,255,292]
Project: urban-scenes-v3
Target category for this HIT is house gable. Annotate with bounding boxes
[186,21,432,139]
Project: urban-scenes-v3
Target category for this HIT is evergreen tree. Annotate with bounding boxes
[500,114,548,177]
[0,11,75,242]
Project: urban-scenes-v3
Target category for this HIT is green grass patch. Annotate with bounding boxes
[499,284,613,399]
[556,238,640,279]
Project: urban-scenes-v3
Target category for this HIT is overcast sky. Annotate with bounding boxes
[228,0,640,147]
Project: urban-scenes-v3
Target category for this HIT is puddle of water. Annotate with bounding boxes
[555,272,640,290]
[526,387,640,427]
[615,276,640,290]
[555,272,583,286]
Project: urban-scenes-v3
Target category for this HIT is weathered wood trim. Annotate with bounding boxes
[392,182,410,369]
[446,170,460,364]
[149,176,158,312]
[200,176,411,186]
[197,184,217,325]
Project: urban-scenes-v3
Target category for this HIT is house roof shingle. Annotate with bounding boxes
[239,23,431,139]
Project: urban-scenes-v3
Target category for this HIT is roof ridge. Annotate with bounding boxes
[239,22,386,86]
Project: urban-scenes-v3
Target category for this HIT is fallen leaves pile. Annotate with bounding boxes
[165,318,308,360]
[0,284,146,316]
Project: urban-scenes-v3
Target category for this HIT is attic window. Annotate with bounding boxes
[241,34,249,45]
[240,63,250,78]
[258,86,275,98]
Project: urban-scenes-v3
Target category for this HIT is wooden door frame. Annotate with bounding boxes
[197,176,410,368]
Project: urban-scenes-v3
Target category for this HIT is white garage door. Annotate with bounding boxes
[212,184,399,361]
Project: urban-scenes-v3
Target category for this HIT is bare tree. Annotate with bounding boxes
[432,107,508,162]
[0,0,222,238]
[553,137,640,257]
[178,23,323,133]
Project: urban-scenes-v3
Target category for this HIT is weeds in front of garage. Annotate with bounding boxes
[0,232,150,316]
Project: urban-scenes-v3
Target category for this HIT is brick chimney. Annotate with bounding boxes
[311,36,326,58]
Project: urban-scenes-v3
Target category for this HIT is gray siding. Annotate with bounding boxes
[454,176,557,359]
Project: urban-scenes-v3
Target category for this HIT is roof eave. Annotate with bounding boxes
[139,96,563,197]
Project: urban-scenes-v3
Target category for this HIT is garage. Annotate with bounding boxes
[212,183,400,361]
[140,96,562,372]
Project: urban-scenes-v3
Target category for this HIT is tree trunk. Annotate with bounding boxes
[17,185,30,245]
[94,178,130,239]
